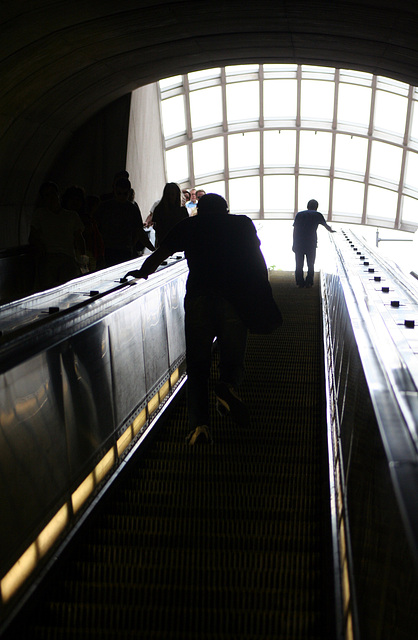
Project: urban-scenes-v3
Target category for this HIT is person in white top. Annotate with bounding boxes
[185,188,198,215]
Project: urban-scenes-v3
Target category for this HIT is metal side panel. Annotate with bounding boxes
[61,322,115,475]
[141,284,170,392]
[108,298,146,428]
[0,352,69,573]
[164,275,187,368]
[0,261,188,612]
[322,244,418,639]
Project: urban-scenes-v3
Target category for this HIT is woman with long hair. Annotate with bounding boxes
[152,182,189,247]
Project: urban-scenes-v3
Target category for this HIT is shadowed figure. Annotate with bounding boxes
[125,193,282,445]
[292,199,336,288]
[151,182,189,247]
[29,182,86,291]
[95,177,154,267]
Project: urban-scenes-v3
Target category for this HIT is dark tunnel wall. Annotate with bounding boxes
[47,95,132,202]
[3,1,418,247]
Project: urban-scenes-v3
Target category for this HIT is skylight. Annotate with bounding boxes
[158,64,418,231]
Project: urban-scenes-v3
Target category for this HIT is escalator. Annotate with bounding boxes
[3,271,335,640]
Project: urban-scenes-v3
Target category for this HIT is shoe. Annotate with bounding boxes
[215,382,250,425]
[185,425,212,445]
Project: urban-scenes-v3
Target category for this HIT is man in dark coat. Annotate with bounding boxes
[125,193,281,445]
[95,177,154,267]
[292,199,336,288]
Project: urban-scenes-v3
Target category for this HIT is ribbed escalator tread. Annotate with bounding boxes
[5,271,333,640]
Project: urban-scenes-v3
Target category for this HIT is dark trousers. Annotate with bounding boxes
[37,252,81,290]
[184,293,248,428]
[104,247,133,267]
[294,247,316,286]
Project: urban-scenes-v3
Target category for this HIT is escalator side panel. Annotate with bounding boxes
[165,276,186,368]
[0,268,187,603]
[324,271,418,639]
[108,300,147,427]
[62,322,115,473]
[0,352,69,567]
[141,285,170,392]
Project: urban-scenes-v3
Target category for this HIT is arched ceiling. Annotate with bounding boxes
[2,0,418,240]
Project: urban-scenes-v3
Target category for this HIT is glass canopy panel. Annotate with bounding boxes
[339,69,373,85]
[226,81,259,123]
[264,130,296,167]
[263,63,298,78]
[154,64,418,231]
[193,137,224,178]
[264,175,295,212]
[166,146,189,183]
[401,195,418,224]
[334,134,368,175]
[189,86,223,130]
[228,132,260,170]
[226,65,259,75]
[404,150,418,191]
[374,90,408,136]
[337,83,371,127]
[376,76,409,95]
[188,68,221,83]
[263,79,297,119]
[159,75,182,90]
[197,180,226,198]
[332,179,365,218]
[367,185,398,219]
[299,131,332,169]
[229,176,260,213]
[161,95,186,137]
[369,141,403,184]
[301,65,335,82]
[298,176,330,213]
[300,80,334,122]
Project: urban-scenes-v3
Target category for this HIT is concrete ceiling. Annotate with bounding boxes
[2,0,418,242]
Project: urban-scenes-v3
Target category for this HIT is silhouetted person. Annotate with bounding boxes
[125,193,282,445]
[95,177,154,267]
[62,184,86,216]
[152,183,189,247]
[100,170,130,202]
[29,181,86,290]
[83,195,105,271]
[292,199,336,288]
[62,184,90,273]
